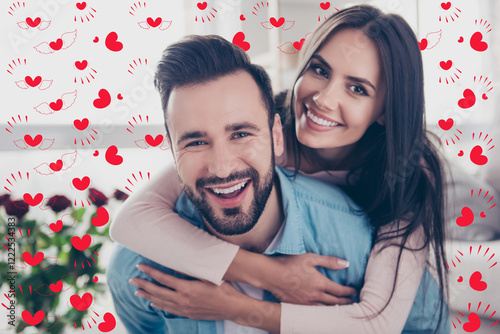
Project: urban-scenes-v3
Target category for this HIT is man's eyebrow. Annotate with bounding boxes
[177,131,207,146]
[225,122,260,132]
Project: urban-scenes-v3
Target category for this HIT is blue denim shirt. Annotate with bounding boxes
[108,167,448,333]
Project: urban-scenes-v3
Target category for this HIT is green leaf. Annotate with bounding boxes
[72,208,86,222]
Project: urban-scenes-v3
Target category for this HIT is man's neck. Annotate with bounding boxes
[204,179,284,253]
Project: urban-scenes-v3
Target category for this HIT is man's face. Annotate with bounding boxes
[166,71,284,236]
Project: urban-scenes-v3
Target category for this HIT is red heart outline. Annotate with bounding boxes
[71,235,92,251]
[470,145,488,165]
[98,312,117,332]
[74,118,89,130]
[70,292,93,311]
[93,89,111,109]
[320,2,330,10]
[458,89,476,109]
[22,310,45,326]
[470,32,488,52]
[147,17,162,28]
[26,17,41,27]
[91,207,110,227]
[270,17,285,28]
[145,134,164,147]
[49,99,63,111]
[50,220,64,232]
[463,312,481,332]
[438,118,453,130]
[456,206,474,227]
[23,193,43,206]
[105,32,123,52]
[23,251,45,266]
[105,145,123,165]
[49,38,63,51]
[197,2,208,10]
[439,60,452,70]
[25,75,42,87]
[72,176,91,191]
[49,280,63,293]
[75,60,88,70]
[24,134,43,147]
[232,32,250,51]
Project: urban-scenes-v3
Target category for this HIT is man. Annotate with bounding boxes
[107,35,373,333]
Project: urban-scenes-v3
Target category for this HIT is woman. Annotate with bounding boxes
[111,5,449,333]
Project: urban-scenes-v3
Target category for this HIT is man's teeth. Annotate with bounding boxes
[211,181,248,195]
[307,110,340,127]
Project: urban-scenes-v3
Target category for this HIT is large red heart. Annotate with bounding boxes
[418,38,428,51]
[49,280,63,293]
[26,17,41,28]
[50,220,63,232]
[105,145,123,165]
[23,193,43,206]
[49,99,63,111]
[70,292,93,311]
[456,206,474,227]
[320,2,330,10]
[91,207,109,227]
[105,32,123,52]
[50,159,63,171]
[23,251,44,266]
[232,32,250,51]
[72,176,91,191]
[25,75,42,87]
[438,118,453,130]
[440,2,451,10]
[270,17,285,28]
[470,32,488,52]
[49,38,63,51]
[76,2,86,10]
[470,145,488,165]
[98,312,117,332]
[147,17,162,28]
[458,89,476,109]
[93,89,111,109]
[463,312,481,332]
[71,234,91,251]
[469,271,487,291]
[145,134,163,147]
[439,60,452,70]
[75,60,88,70]
[74,118,89,130]
[293,39,305,51]
[197,2,207,10]
[24,134,43,146]
[22,310,45,326]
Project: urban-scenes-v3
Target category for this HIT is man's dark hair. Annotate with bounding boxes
[154,35,275,138]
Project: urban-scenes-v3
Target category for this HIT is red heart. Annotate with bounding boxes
[72,176,91,191]
[458,150,464,157]
[147,17,162,27]
[470,32,488,52]
[197,2,208,10]
[482,94,488,100]
[440,2,451,10]
[23,251,44,266]
[26,17,41,27]
[50,160,63,171]
[293,39,305,51]
[117,93,123,100]
[470,145,488,166]
[439,60,452,70]
[24,134,43,147]
[232,32,250,51]
[50,99,64,111]
[105,145,123,165]
[23,193,43,206]
[93,36,99,43]
[458,89,476,109]
[91,207,109,227]
[270,17,285,28]
[457,276,463,283]
[240,15,245,21]
[320,2,330,10]
[458,36,464,43]
[22,310,45,326]
[50,220,63,232]
[418,38,428,51]
[105,32,123,52]
[93,276,99,282]
[49,280,63,293]
[93,89,111,109]
[70,292,93,311]
[25,75,42,87]
[463,312,481,332]
[49,38,63,51]
[480,212,486,218]
[71,235,91,251]
[469,271,487,291]
[438,118,453,130]
[98,312,117,332]
[93,150,99,157]
[74,118,89,130]
[456,206,474,227]
[75,60,88,70]
[145,134,163,147]
[76,2,86,10]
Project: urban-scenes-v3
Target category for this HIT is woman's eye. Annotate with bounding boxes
[311,64,328,78]
[232,132,250,139]
[349,84,368,96]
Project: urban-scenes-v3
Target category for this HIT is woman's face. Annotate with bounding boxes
[294,28,386,155]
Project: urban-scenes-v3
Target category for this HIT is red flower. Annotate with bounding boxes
[113,189,129,201]
[4,199,29,219]
[47,195,72,212]
[88,188,108,207]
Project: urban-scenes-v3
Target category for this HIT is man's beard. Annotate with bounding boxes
[182,161,275,236]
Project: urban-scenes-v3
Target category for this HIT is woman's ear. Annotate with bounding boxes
[272,113,285,157]
[376,114,386,126]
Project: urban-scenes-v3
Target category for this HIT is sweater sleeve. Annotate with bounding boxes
[280,224,428,334]
[109,164,239,285]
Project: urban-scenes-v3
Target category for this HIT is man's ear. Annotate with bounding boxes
[272,113,284,157]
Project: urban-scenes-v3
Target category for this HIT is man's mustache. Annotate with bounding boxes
[195,168,258,189]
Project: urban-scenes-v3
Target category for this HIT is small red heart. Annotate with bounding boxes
[458,36,464,43]
[76,2,86,10]
[71,235,92,251]
[439,60,452,70]
[93,276,99,283]
[49,160,63,171]
[75,60,88,70]
[24,134,43,147]
[457,276,463,283]
[458,89,476,109]
[26,17,41,28]
[98,312,117,332]
[72,176,91,191]
[49,280,63,293]
[25,75,42,87]
[470,145,488,165]
[50,220,63,232]
[147,17,162,27]
[270,17,285,28]
[93,36,99,43]
[441,2,451,10]
[22,310,45,326]
[463,312,481,332]
[93,150,99,157]
[49,99,64,111]
[105,31,123,52]
[117,93,123,100]
[23,193,43,206]
[105,145,123,165]
[240,15,245,21]
[293,38,305,51]
[482,93,488,100]
[23,251,44,266]
[49,38,63,51]
[70,292,93,311]
[197,2,208,10]
[320,2,330,10]
[470,32,488,52]
[93,89,111,109]
[91,207,109,227]
[438,118,453,130]
[145,134,164,147]
[418,38,428,51]
[232,32,250,51]
[456,206,474,227]
[480,212,486,218]
[74,118,89,130]
[458,150,464,157]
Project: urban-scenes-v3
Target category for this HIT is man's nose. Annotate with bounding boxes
[207,144,238,179]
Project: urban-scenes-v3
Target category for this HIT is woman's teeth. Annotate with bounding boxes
[307,110,340,127]
[211,181,248,195]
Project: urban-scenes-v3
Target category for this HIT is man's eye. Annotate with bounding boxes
[232,132,250,139]
[186,141,206,147]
